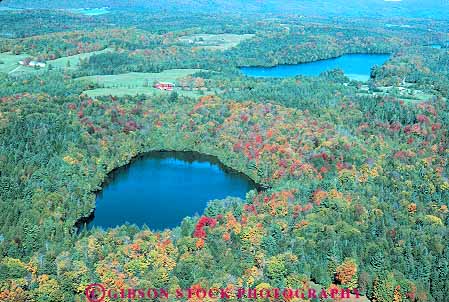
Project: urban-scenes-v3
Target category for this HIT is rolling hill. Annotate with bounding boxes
[1,0,448,19]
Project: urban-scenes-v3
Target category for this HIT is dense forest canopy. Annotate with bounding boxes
[1,1,449,302]
[2,0,449,19]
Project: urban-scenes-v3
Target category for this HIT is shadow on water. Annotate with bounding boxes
[76,151,263,232]
[240,53,391,81]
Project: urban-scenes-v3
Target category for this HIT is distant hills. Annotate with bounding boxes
[1,0,448,19]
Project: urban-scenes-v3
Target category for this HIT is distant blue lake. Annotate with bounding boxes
[82,151,256,230]
[240,54,390,81]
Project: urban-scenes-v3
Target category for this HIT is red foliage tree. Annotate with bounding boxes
[193,216,217,239]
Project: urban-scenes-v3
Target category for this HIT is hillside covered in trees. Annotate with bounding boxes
[1,2,449,302]
[2,0,449,19]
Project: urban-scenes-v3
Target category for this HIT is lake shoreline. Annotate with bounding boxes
[238,51,392,69]
[239,52,391,80]
[74,150,265,232]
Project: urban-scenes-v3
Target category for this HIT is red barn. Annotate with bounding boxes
[154,82,174,91]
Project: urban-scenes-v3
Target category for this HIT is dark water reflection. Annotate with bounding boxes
[81,151,257,231]
[240,54,390,81]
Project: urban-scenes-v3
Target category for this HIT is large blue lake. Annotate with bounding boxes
[240,54,390,81]
[83,151,256,230]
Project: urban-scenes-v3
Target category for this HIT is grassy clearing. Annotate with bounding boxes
[357,85,437,103]
[0,52,29,74]
[68,8,111,16]
[79,69,203,86]
[178,34,254,50]
[79,69,207,98]
[1,48,114,76]
[47,48,114,70]
[375,86,437,102]
[82,87,203,98]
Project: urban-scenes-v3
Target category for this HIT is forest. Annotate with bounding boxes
[1,2,449,302]
[2,0,449,19]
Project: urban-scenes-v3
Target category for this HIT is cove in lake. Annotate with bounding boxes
[81,151,257,231]
[240,54,390,81]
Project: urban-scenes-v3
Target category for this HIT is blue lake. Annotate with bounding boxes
[82,151,256,230]
[240,54,390,81]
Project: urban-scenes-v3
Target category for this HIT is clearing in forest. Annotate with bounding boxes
[0,52,29,74]
[46,48,115,70]
[79,69,207,98]
[357,84,439,103]
[0,48,114,76]
[68,8,111,16]
[178,33,255,50]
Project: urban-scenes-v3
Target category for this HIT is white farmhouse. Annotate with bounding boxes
[18,60,46,68]
[29,61,46,68]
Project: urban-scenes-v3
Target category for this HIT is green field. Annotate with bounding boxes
[178,34,255,50]
[79,69,207,98]
[82,87,205,98]
[69,8,111,16]
[357,84,437,103]
[0,52,29,74]
[47,48,114,70]
[1,48,114,76]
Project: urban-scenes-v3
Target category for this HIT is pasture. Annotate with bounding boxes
[79,69,207,98]
[69,8,111,16]
[1,48,114,76]
[47,48,114,70]
[178,33,255,50]
[0,52,29,74]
